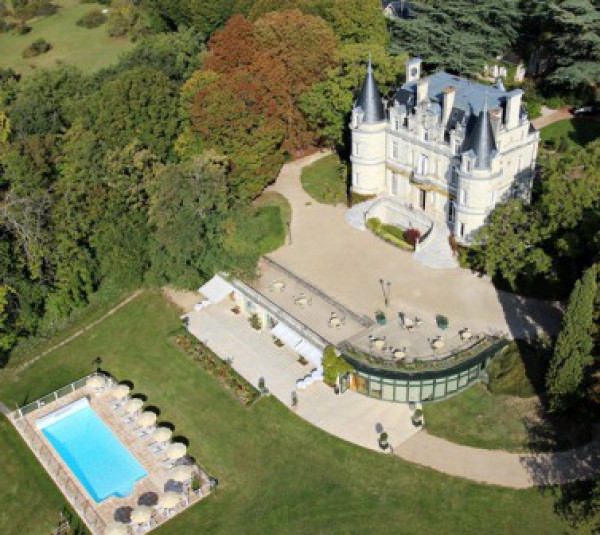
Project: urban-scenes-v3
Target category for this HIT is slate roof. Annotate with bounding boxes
[356,58,385,123]
[464,99,497,169]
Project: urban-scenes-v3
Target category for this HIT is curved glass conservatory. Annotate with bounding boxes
[339,337,508,403]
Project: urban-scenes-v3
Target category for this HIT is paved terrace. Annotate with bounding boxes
[11,382,210,534]
[187,302,420,451]
[265,152,563,340]
[251,258,369,346]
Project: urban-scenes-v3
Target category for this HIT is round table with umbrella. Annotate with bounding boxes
[170,465,194,483]
[111,384,131,400]
[87,375,107,390]
[130,505,152,525]
[137,411,157,428]
[158,491,181,510]
[166,442,187,461]
[104,521,128,535]
[152,427,172,443]
[123,398,144,414]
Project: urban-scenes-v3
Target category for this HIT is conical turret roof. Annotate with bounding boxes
[356,56,385,123]
[464,98,496,169]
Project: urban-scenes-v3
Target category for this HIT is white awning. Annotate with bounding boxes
[198,275,233,304]
[270,322,303,349]
[295,340,323,367]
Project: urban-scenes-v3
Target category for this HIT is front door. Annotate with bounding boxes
[419,189,427,211]
[448,200,456,223]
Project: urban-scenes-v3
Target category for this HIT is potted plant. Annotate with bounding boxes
[375,310,387,325]
[436,314,449,330]
[411,408,423,427]
[249,313,262,330]
[378,432,389,450]
[191,475,201,492]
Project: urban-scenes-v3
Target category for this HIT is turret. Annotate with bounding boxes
[350,57,387,196]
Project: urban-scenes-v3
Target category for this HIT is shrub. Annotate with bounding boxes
[249,313,261,331]
[15,23,31,35]
[404,228,421,246]
[366,217,382,232]
[13,0,57,20]
[22,38,51,58]
[76,9,106,28]
[381,223,405,241]
[322,345,353,384]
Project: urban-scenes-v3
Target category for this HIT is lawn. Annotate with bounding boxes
[540,118,600,148]
[0,291,576,534]
[423,382,594,453]
[243,204,286,255]
[0,1,134,76]
[301,153,347,205]
[254,191,292,228]
[0,417,84,534]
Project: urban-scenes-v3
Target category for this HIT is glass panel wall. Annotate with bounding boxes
[350,364,482,403]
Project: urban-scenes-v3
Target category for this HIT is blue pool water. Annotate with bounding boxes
[38,400,147,503]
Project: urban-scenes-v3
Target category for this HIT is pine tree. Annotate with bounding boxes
[546,265,598,412]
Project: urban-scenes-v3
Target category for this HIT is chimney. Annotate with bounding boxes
[417,78,429,104]
[405,57,422,83]
[505,89,523,130]
[442,86,456,126]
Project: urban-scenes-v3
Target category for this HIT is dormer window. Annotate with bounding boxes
[466,160,473,172]
[392,141,399,159]
[424,129,430,142]
[394,118,400,131]
[454,139,461,154]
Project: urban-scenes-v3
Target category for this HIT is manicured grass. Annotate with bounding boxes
[423,384,537,452]
[0,1,134,76]
[0,417,83,535]
[301,153,347,205]
[254,191,292,227]
[0,292,575,534]
[487,341,547,397]
[423,382,593,453]
[243,205,286,255]
[540,118,600,148]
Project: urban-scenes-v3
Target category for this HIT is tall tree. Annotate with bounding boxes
[389,0,521,76]
[300,44,407,148]
[546,265,598,412]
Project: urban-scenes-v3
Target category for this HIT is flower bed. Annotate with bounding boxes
[172,329,260,406]
[366,218,415,251]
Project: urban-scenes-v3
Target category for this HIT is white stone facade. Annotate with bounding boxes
[350,58,540,243]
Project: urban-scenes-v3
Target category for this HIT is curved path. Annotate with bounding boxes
[257,153,598,488]
[394,430,600,489]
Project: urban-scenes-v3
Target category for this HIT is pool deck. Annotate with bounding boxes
[9,379,211,535]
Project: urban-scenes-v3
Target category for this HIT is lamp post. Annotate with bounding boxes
[379,279,391,308]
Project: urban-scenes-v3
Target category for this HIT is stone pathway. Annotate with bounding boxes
[531,107,574,129]
[394,430,600,489]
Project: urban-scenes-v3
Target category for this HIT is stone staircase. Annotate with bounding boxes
[414,220,459,270]
[344,198,378,231]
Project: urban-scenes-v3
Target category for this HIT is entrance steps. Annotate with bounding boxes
[414,221,459,270]
[344,198,378,231]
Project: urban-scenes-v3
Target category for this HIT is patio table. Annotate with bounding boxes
[393,350,406,359]
[432,339,445,350]
[374,339,385,350]
[460,330,472,340]
[296,297,308,307]
[329,317,341,327]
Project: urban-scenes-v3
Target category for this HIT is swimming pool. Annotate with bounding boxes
[37,398,147,503]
